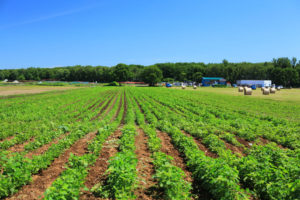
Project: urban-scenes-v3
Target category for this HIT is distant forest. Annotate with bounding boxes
[1,57,300,87]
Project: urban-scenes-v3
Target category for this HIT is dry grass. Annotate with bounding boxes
[174,87,300,102]
[0,85,77,96]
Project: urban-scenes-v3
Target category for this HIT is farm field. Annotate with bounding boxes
[0,85,78,97]
[175,86,300,103]
[0,87,299,200]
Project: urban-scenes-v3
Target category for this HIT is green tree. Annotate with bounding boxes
[273,57,292,68]
[291,57,297,68]
[222,59,229,66]
[17,74,25,81]
[114,63,132,82]
[141,65,163,86]
[193,72,203,83]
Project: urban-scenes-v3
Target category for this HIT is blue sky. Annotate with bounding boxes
[0,0,300,69]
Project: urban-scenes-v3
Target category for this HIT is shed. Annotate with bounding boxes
[202,77,226,86]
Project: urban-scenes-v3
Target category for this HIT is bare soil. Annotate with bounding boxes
[181,130,218,158]
[134,128,156,200]
[222,140,245,156]
[8,137,35,153]
[259,137,286,149]
[156,130,193,182]
[80,128,123,200]
[235,136,253,148]
[6,131,97,200]
[111,94,123,122]
[25,132,70,159]
[121,91,127,124]
[100,92,119,120]
[0,86,77,96]
[0,135,14,142]
[90,94,115,121]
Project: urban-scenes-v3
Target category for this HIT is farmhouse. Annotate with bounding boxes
[202,77,226,86]
[236,80,271,87]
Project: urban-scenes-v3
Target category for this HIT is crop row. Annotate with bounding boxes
[131,88,299,200]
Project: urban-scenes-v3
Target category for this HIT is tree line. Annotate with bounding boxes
[1,57,300,87]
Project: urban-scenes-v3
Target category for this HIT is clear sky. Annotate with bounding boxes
[1,0,300,69]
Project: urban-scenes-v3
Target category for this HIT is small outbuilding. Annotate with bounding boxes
[236,80,271,88]
[202,77,226,86]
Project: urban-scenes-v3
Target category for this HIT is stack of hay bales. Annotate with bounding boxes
[270,87,276,94]
[262,87,270,95]
[244,87,252,95]
[238,87,244,92]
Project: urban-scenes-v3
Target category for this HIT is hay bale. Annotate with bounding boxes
[262,88,270,95]
[261,87,265,91]
[244,87,252,95]
[193,85,197,89]
[238,87,244,92]
[270,87,276,94]
[182,85,186,89]
[277,88,280,91]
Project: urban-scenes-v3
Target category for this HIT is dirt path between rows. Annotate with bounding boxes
[222,140,245,156]
[80,127,123,200]
[235,136,253,148]
[7,137,35,153]
[111,94,123,122]
[6,131,97,200]
[0,135,14,143]
[100,92,119,120]
[259,137,286,149]
[156,130,193,183]
[181,130,218,158]
[134,128,156,200]
[91,94,115,121]
[25,132,71,159]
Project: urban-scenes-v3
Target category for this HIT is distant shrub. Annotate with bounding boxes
[212,84,227,88]
[106,81,119,86]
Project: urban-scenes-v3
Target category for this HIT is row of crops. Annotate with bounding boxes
[0,87,299,200]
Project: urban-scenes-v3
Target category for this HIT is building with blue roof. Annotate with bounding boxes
[202,77,226,86]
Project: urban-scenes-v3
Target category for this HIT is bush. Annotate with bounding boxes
[106,81,119,86]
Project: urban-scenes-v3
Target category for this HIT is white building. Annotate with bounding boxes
[236,80,272,87]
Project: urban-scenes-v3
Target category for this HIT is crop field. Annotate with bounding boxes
[0,87,299,200]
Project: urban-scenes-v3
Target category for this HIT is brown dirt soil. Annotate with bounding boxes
[156,130,214,200]
[111,94,123,122]
[236,136,253,148]
[100,92,119,120]
[59,99,81,110]
[0,86,77,97]
[121,91,127,124]
[259,137,286,149]
[25,132,70,159]
[74,96,106,119]
[8,137,35,153]
[222,140,245,156]
[6,131,97,200]
[134,128,156,200]
[90,94,115,121]
[181,131,218,158]
[156,130,193,183]
[0,135,14,142]
[91,94,112,112]
[80,127,123,200]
